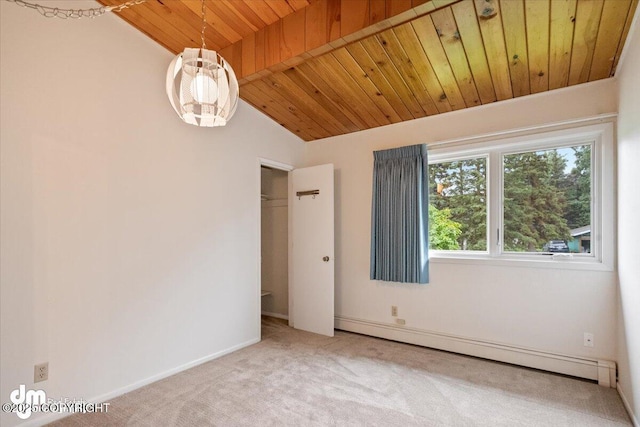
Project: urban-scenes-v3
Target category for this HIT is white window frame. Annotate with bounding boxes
[427,121,614,271]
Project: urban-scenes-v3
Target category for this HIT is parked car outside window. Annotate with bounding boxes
[543,240,570,253]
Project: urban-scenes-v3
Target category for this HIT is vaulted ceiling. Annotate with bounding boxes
[99,0,638,141]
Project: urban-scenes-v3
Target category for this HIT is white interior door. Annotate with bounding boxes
[290,164,334,337]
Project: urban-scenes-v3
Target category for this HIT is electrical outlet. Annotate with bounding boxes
[391,306,398,317]
[34,362,48,383]
[395,318,406,325]
[584,332,594,347]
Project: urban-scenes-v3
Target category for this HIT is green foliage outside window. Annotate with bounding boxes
[429,158,487,251]
[428,205,462,250]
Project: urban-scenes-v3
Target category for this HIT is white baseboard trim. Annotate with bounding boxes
[261,311,289,320]
[20,337,260,427]
[335,316,616,387]
[618,382,639,427]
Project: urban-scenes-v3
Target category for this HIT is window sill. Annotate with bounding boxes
[429,253,614,272]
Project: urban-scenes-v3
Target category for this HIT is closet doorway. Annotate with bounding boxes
[260,162,291,325]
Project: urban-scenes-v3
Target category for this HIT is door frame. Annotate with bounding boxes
[257,157,294,337]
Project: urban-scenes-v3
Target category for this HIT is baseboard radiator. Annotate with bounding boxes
[335,316,616,388]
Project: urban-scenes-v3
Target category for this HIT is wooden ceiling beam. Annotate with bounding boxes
[220,0,461,85]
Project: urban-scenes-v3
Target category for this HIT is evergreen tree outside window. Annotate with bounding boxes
[429,157,487,251]
[503,145,591,253]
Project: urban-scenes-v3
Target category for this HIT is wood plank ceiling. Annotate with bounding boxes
[100,0,638,141]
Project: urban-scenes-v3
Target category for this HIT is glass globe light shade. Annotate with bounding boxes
[166,48,239,127]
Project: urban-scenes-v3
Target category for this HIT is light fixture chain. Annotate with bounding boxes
[5,0,147,19]
[200,0,207,50]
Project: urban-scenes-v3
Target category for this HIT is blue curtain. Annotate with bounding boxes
[370,144,429,284]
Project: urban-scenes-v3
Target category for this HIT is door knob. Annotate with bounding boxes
[322,256,330,262]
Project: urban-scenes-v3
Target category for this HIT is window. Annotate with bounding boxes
[429,156,487,251]
[502,144,591,254]
[427,122,614,270]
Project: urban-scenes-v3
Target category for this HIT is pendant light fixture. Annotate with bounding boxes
[166,0,239,127]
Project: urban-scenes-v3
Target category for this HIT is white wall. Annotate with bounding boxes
[306,81,619,363]
[261,168,289,316]
[616,8,640,423]
[0,2,304,426]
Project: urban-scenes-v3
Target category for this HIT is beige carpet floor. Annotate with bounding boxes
[49,316,631,426]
